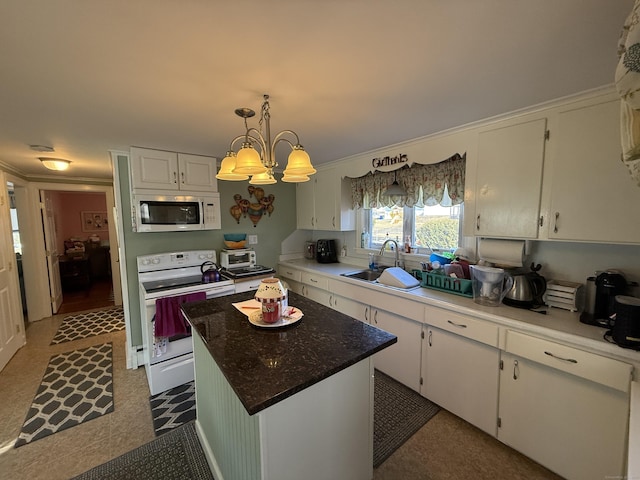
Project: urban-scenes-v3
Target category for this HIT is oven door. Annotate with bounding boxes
[141,283,235,366]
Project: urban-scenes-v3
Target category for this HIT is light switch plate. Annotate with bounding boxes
[248,235,258,245]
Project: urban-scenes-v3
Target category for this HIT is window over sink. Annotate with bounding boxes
[364,188,463,252]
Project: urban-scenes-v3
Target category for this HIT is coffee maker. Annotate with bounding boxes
[580,270,627,327]
[316,239,338,264]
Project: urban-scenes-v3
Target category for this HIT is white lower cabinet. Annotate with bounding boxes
[278,266,331,307]
[421,305,500,436]
[498,330,632,480]
[370,307,422,392]
[327,278,423,391]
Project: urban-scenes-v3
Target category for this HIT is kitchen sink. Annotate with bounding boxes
[340,269,383,282]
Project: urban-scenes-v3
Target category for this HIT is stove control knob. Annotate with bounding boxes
[152,257,160,264]
[141,259,150,266]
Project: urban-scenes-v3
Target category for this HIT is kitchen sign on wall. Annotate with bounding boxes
[371,153,408,169]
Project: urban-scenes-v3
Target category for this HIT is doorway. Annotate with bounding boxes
[11,181,122,323]
[42,190,115,316]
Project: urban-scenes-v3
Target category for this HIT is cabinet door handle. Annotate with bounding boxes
[332,216,336,228]
[476,214,481,230]
[513,359,519,380]
[447,320,467,329]
[181,171,185,184]
[373,310,378,324]
[173,171,178,183]
[428,330,432,347]
[544,351,578,364]
[539,215,544,227]
[365,307,369,322]
[553,212,559,233]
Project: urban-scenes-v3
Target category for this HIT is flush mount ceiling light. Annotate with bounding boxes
[216,94,316,184]
[384,170,406,197]
[39,157,71,171]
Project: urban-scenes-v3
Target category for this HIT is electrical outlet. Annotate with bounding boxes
[248,235,258,245]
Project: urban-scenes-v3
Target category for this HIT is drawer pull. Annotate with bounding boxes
[310,278,318,283]
[428,330,432,347]
[447,320,468,329]
[544,351,578,364]
[513,359,519,380]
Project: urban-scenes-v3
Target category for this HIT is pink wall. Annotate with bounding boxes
[51,192,109,252]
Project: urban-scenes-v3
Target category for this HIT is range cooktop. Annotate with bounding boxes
[222,265,275,279]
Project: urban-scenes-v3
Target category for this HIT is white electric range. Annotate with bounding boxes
[137,249,235,395]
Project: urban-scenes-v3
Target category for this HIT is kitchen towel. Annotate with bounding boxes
[154,293,206,338]
[478,238,526,267]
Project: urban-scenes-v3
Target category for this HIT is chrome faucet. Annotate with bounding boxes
[379,239,400,267]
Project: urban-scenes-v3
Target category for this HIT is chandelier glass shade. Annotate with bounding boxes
[39,157,71,171]
[216,94,314,184]
[216,152,249,181]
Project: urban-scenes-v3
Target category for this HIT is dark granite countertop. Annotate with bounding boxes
[181,291,397,415]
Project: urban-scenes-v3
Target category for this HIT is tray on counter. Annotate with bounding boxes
[412,269,473,298]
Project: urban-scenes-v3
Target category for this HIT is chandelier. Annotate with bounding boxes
[216,94,316,185]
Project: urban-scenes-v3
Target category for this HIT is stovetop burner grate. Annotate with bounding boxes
[222,265,274,279]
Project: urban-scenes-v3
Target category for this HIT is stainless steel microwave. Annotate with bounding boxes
[132,193,220,232]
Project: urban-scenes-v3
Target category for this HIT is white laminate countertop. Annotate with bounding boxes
[278,258,640,371]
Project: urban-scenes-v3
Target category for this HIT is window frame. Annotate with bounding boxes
[363,203,464,253]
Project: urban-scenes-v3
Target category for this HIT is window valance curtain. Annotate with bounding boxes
[348,153,465,209]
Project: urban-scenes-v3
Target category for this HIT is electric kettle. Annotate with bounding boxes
[503,263,547,309]
[200,261,220,283]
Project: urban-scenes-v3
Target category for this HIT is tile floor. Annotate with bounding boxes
[0,308,562,480]
[0,311,156,480]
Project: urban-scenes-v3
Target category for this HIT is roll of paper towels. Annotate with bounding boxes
[478,239,525,267]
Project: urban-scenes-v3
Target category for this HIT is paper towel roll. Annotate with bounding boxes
[478,239,525,267]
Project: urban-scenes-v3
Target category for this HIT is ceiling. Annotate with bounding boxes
[0,0,633,180]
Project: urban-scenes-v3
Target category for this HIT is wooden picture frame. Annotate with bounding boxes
[81,211,108,232]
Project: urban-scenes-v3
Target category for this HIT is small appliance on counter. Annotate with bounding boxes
[503,263,547,309]
[609,295,640,349]
[316,239,338,264]
[580,270,628,327]
[304,241,316,260]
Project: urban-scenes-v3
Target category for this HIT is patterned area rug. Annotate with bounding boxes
[374,369,440,468]
[15,343,114,448]
[71,421,213,480]
[149,381,196,436]
[51,306,124,345]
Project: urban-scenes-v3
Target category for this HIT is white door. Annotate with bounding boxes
[0,179,25,371]
[40,191,63,313]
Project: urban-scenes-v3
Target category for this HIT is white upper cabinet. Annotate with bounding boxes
[130,147,218,192]
[296,179,315,229]
[475,118,547,239]
[296,167,355,231]
[543,97,640,243]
